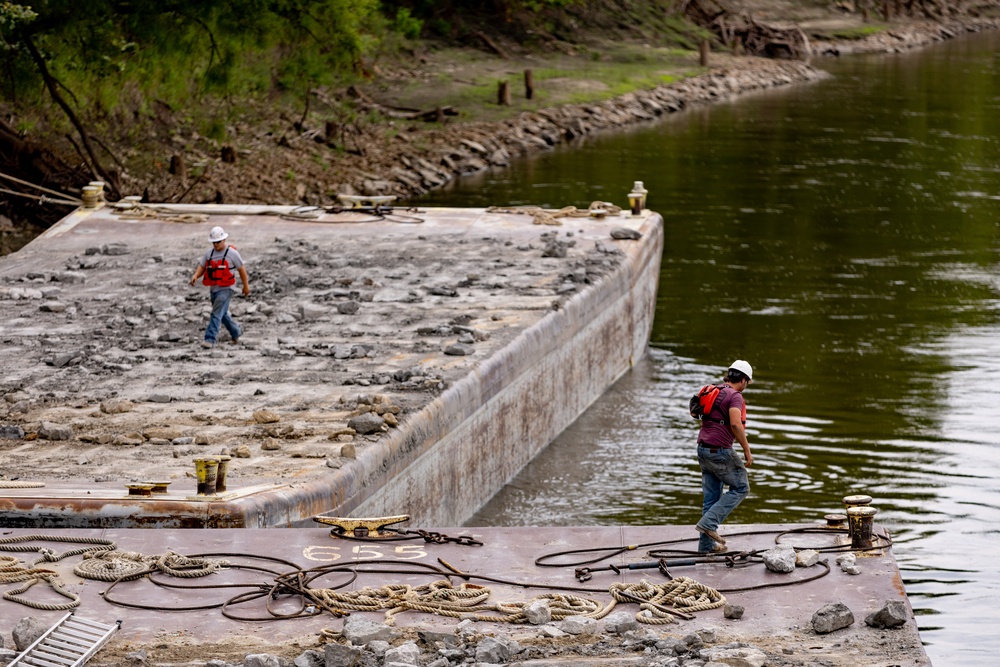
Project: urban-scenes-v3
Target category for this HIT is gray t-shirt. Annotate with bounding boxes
[200,245,244,293]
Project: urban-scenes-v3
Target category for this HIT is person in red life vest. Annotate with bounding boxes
[188,226,250,349]
[694,360,754,553]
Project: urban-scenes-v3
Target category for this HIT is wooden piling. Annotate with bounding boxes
[498,80,511,106]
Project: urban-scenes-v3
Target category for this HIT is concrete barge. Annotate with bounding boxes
[0,200,661,527]
[0,523,928,666]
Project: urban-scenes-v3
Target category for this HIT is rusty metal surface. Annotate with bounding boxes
[0,523,927,665]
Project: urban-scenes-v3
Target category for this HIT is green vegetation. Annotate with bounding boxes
[829,24,888,39]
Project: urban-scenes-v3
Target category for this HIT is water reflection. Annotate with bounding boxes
[416,30,1000,666]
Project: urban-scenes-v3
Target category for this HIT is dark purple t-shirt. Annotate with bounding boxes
[697,385,746,448]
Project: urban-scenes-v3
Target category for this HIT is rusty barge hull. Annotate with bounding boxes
[0,203,661,527]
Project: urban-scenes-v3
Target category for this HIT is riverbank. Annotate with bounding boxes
[119,10,1000,208]
[3,5,1000,256]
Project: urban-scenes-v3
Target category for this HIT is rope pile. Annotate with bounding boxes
[114,204,210,224]
[0,554,80,611]
[74,550,227,582]
[609,578,726,624]
[307,577,722,626]
[486,201,622,226]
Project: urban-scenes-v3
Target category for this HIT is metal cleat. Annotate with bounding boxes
[313,513,410,539]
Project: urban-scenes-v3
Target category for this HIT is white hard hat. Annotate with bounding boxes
[209,226,228,242]
[729,359,753,383]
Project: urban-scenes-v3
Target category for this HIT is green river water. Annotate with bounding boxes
[415,30,1000,667]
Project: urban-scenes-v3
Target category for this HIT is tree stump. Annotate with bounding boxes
[220,146,236,164]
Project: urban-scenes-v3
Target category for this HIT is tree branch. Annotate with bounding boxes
[21,32,120,198]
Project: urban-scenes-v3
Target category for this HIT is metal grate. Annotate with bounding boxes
[6,613,121,667]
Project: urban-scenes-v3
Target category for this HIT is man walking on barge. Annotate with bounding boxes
[695,360,754,553]
[189,226,250,348]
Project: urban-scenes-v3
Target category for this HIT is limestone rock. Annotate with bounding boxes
[12,616,47,651]
[702,646,767,667]
[796,549,820,567]
[603,610,639,635]
[39,422,73,441]
[341,615,397,645]
[558,615,597,635]
[865,600,908,629]
[383,642,419,666]
[100,398,134,414]
[243,655,280,667]
[322,643,361,667]
[812,602,854,634]
[762,544,797,573]
[475,636,517,664]
[724,603,745,619]
[610,227,642,240]
[253,409,280,424]
[348,412,384,435]
[524,599,552,625]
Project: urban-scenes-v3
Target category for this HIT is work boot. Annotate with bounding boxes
[200,340,214,349]
[699,543,728,554]
[696,525,727,545]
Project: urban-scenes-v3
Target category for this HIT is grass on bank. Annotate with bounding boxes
[366,42,707,124]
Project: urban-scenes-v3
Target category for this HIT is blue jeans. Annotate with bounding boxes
[204,288,241,344]
[697,445,750,552]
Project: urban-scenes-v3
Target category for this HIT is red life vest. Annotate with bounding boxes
[202,247,236,287]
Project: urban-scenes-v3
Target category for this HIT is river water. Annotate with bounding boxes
[415,31,1000,667]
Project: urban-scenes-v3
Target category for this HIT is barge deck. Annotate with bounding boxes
[0,523,928,666]
[0,201,660,527]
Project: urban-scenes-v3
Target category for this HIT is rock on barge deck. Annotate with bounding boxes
[0,200,660,527]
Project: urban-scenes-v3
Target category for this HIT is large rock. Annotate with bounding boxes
[603,610,639,635]
[38,422,73,441]
[474,636,518,664]
[347,412,384,435]
[100,398,134,414]
[812,602,854,634]
[865,600,908,629]
[12,617,47,651]
[558,615,597,635]
[340,615,397,645]
[0,425,25,440]
[383,641,419,666]
[323,643,362,667]
[524,599,552,625]
[243,655,280,667]
[762,544,797,573]
[701,646,767,667]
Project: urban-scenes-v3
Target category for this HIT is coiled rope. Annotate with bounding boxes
[486,201,622,226]
[0,555,80,610]
[73,550,227,582]
[306,577,721,626]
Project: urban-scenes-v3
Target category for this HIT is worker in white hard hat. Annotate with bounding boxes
[188,226,250,349]
[693,360,754,554]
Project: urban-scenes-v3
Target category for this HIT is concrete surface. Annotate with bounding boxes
[0,203,661,527]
